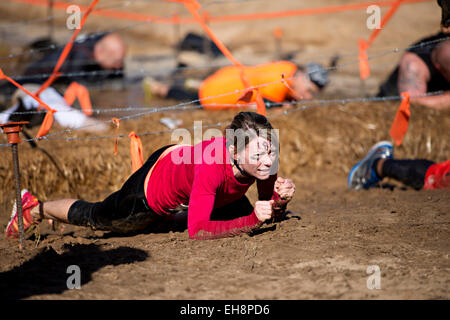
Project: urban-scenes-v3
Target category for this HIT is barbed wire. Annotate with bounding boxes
[1,35,448,143]
[1,104,249,116]
[0,29,448,149]
[0,90,443,148]
[1,88,443,117]
[3,34,447,86]
[2,33,448,112]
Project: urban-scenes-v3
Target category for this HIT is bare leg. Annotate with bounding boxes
[30,199,78,224]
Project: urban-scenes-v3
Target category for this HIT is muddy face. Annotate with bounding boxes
[236,136,277,180]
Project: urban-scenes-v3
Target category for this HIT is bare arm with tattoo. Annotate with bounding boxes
[398,52,450,110]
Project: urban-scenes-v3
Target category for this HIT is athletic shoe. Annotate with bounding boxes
[5,189,40,239]
[348,141,394,190]
[424,159,450,190]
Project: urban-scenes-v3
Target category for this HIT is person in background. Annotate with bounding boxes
[0,84,107,132]
[0,32,127,98]
[21,32,127,85]
[144,61,329,110]
[348,141,449,191]
[376,1,450,109]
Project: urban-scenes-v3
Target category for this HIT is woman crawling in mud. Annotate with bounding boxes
[6,112,295,240]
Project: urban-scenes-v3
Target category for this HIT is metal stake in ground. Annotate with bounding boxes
[0,121,29,249]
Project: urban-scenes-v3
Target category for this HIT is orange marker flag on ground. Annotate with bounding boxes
[64,82,93,116]
[36,110,55,138]
[389,92,410,146]
[255,90,266,116]
[63,82,78,106]
[129,131,144,173]
[273,27,283,39]
[235,68,267,115]
[358,39,370,80]
[0,68,56,137]
[236,88,254,103]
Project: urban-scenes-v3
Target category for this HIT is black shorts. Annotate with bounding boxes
[67,145,174,233]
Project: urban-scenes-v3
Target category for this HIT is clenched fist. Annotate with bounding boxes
[274,177,295,201]
[255,200,274,222]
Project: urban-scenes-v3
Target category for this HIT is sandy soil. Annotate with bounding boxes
[0,0,448,300]
[1,173,449,300]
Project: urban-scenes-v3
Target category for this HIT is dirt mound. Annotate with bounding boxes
[0,101,448,205]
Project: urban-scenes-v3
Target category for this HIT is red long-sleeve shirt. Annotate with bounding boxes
[146,137,280,240]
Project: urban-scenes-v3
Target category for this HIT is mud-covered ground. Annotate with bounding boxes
[0,0,448,300]
[1,175,449,300]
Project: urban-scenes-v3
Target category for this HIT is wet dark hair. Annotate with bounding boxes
[224,111,275,154]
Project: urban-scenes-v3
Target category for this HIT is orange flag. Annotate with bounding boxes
[173,0,269,115]
[64,82,78,106]
[35,0,99,96]
[358,39,370,80]
[389,92,410,146]
[112,118,120,155]
[64,82,93,116]
[36,110,55,138]
[182,0,241,67]
[236,88,254,103]
[273,27,283,39]
[0,68,55,114]
[255,90,266,116]
[0,68,57,137]
[367,0,404,47]
[236,68,268,115]
[359,0,403,81]
[129,131,144,173]
[35,72,61,98]
[202,10,210,24]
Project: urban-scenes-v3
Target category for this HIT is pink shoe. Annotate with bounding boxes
[5,189,40,239]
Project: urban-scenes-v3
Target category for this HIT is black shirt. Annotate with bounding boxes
[20,33,123,85]
[377,32,450,97]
